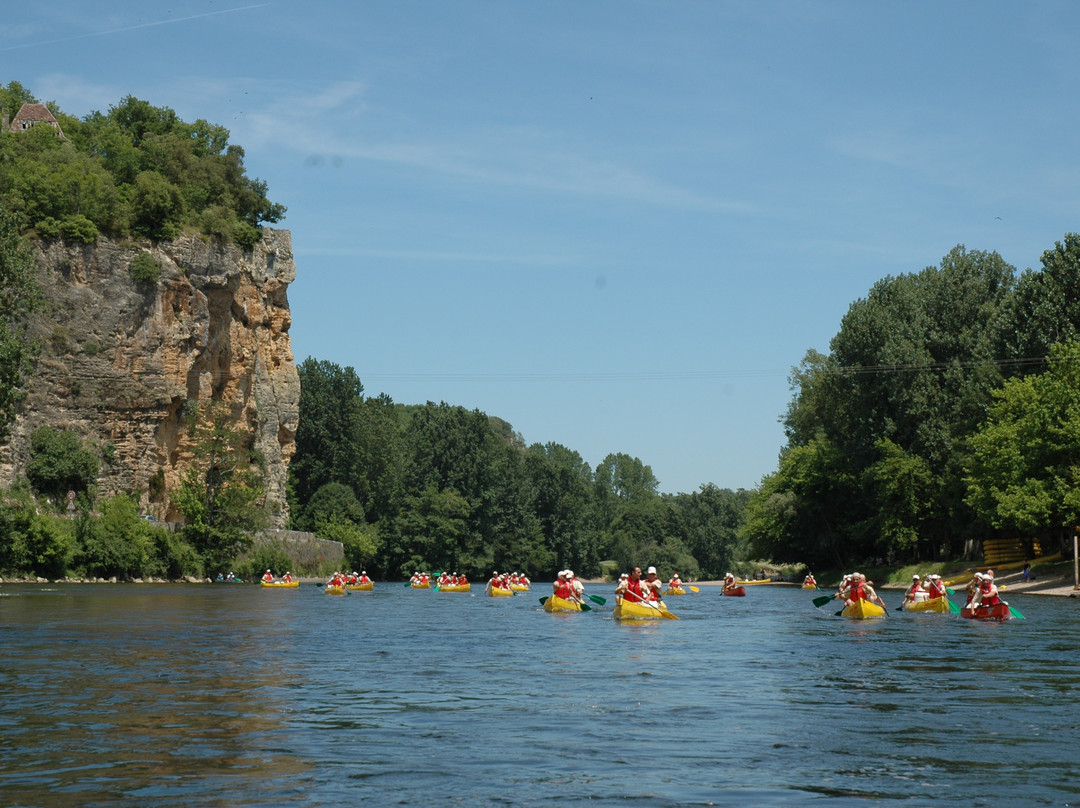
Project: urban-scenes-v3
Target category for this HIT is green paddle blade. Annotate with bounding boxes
[1008,605,1025,619]
[813,594,835,608]
[587,594,607,605]
[948,600,961,614]
[580,602,592,611]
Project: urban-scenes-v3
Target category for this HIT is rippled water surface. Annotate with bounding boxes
[2,583,1079,806]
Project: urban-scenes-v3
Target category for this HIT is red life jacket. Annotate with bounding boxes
[554,581,573,599]
[927,580,944,599]
[626,578,644,601]
[980,580,1000,606]
[850,581,866,601]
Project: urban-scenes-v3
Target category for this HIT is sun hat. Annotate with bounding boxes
[646,566,657,575]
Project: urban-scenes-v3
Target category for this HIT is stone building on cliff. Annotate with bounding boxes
[0,229,301,527]
[3,102,66,139]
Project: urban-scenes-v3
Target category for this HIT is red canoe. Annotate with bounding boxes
[961,602,1011,620]
[723,586,746,597]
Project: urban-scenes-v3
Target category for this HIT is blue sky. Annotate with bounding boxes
[6,1,1080,494]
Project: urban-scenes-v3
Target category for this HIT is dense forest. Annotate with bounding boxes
[285,358,749,580]
[742,239,1080,570]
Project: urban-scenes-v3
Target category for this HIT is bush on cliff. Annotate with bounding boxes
[0,83,286,249]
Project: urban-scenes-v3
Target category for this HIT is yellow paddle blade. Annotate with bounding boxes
[688,585,700,593]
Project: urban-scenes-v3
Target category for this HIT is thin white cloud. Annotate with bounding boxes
[240,81,756,215]
[0,4,271,52]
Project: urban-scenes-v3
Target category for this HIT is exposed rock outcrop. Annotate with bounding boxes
[0,229,300,526]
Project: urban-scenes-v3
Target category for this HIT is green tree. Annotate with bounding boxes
[777,245,1016,562]
[965,341,1080,544]
[384,485,471,576]
[741,438,863,569]
[75,493,154,578]
[288,358,367,523]
[301,481,365,531]
[0,206,41,438]
[1004,234,1080,365]
[26,426,100,502]
[172,400,268,574]
[668,484,748,579]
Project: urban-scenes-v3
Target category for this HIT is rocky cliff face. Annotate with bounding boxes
[0,230,300,526]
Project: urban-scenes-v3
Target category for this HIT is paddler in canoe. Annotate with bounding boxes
[839,572,886,611]
[965,572,1005,613]
[665,572,685,595]
[924,573,946,600]
[802,572,817,589]
[614,567,643,603]
[614,565,677,618]
[641,566,664,601]
[261,569,275,583]
[486,571,513,596]
[900,574,929,609]
[722,573,746,596]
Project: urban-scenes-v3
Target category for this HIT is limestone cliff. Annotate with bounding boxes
[0,230,300,526]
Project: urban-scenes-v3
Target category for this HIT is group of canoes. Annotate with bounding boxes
[485,571,532,596]
[813,568,1019,620]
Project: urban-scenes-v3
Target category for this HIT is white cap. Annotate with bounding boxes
[913,574,920,579]
[646,566,657,575]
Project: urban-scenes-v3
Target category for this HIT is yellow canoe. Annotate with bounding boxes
[437,583,471,593]
[346,582,373,591]
[613,598,678,620]
[801,583,818,590]
[488,586,514,597]
[736,578,771,585]
[901,597,951,613]
[663,586,686,596]
[411,582,430,588]
[510,584,530,592]
[324,585,347,596]
[260,580,298,588]
[543,595,582,613]
[840,599,886,619]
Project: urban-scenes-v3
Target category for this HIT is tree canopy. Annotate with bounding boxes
[286,360,748,580]
[0,83,285,249]
[748,236,1080,568]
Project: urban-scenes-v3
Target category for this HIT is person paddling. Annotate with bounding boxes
[553,570,575,601]
[617,567,645,604]
[966,572,1005,612]
[901,574,927,608]
[642,566,663,602]
[723,572,739,595]
[925,574,945,599]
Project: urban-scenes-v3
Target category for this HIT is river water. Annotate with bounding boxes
[1,583,1078,807]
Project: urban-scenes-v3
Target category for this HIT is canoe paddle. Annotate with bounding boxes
[586,594,607,605]
[812,593,837,608]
